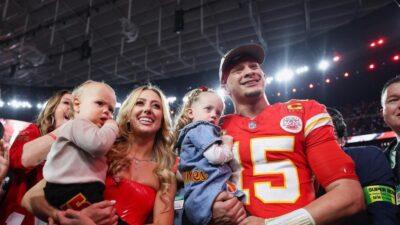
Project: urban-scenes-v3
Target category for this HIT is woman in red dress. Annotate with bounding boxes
[22,85,177,225]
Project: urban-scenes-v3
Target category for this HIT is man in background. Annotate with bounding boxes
[326,107,398,225]
[381,75,400,209]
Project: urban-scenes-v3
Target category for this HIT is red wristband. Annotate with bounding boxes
[48,133,57,140]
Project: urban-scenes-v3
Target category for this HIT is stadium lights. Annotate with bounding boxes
[333,55,341,62]
[217,88,226,99]
[295,66,309,74]
[369,38,385,48]
[369,42,376,48]
[368,63,376,70]
[393,54,399,61]
[8,100,32,109]
[318,60,330,71]
[275,68,294,82]
[266,76,274,84]
[344,72,349,77]
[167,96,177,104]
[0,100,167,111]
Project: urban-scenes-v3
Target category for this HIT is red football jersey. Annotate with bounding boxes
[220,99,357,218]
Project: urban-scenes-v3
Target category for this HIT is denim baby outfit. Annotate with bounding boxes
[177,121,243,225]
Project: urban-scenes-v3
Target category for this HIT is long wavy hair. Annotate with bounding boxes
[107,84,176,208]
[173,88,221,153]
[36,89,71,135]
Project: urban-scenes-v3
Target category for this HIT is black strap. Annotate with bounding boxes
[393,142,400,183]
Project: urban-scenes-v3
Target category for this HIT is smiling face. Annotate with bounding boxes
[188,92,224,125]
[129,89,163,136]
[223,59,266,103]
[73,83,116,128]
[53,93,72,129]
[382,82,400,134]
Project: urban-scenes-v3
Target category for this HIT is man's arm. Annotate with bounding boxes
[238,179,364,225]
[305,178,364,224]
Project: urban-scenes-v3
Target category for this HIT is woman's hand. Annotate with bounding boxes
[81,200,118,225]
[0,139,9,182]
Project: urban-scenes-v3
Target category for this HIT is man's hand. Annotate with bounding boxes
[238,216,265,225]
[81,200,118,225]
[221,135,234,149]
[49,209,96,225]
[211,192,246,225]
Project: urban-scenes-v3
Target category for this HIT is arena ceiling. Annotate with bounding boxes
[0,0,396,87]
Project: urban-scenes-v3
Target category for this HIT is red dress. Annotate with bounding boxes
[104,176,157,225]
[0,124,43,225]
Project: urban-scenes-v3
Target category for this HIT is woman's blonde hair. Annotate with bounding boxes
[36,89,71,135]
[173,87,222,152]
[107,84,176,207]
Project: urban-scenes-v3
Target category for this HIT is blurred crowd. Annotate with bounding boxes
[338,100,391,136]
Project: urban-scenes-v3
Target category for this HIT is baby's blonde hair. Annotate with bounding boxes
[70,80,115,118]
[173,87,223,152]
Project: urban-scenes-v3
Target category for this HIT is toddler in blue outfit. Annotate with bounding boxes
[174,87,243,225]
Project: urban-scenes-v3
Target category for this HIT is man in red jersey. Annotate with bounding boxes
[209,44,364,225]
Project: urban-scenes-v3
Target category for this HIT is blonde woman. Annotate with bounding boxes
[105,84,176,225]
[22,85,177,225]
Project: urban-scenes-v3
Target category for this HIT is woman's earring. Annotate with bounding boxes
[50,115,55,126]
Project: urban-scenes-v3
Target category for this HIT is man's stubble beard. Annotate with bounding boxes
[244,89,263,98]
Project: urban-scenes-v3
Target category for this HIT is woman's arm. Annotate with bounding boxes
[21,131,57,168]
[150,177,177,225]
[21,179,59,221]
[0,139,9,181]
[0,139,9,199]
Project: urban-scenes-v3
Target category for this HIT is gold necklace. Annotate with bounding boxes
[131,156,155,168]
